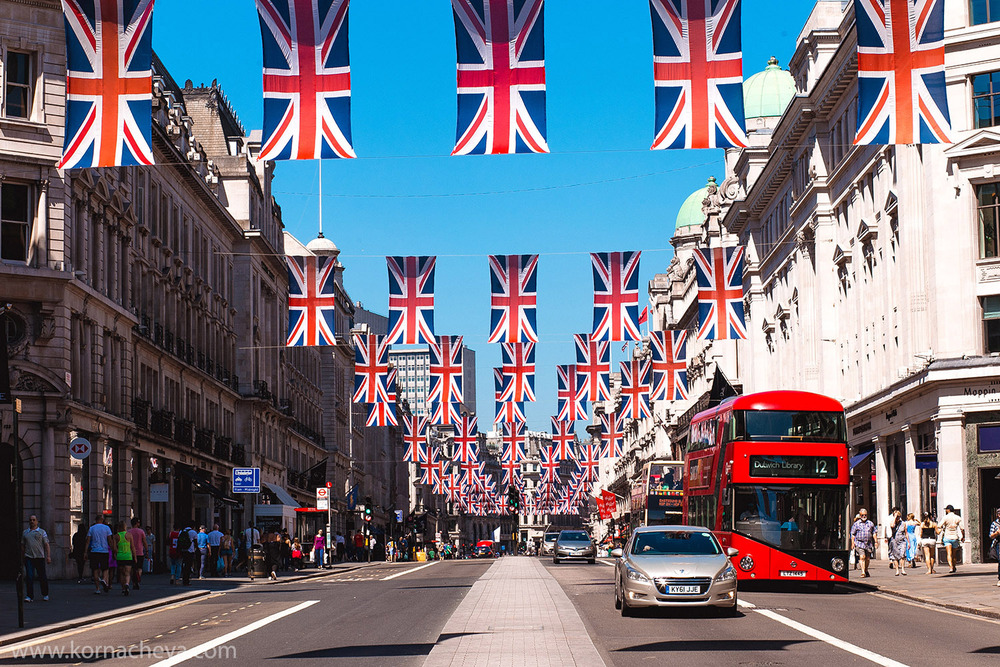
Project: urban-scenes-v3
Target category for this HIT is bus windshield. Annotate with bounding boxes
[646,462,683,526]
[733,486,847,550]
[737,410,846,442]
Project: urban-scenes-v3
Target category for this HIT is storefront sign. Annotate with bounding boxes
[69,437,92,460]
[150,482,169,503]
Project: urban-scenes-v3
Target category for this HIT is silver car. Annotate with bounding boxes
[612,525,739,616]
[539,532,560,557]
[553,530,596,564]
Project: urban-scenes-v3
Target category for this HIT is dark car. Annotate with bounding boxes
[553,530,596,564]
[473,545,495,558]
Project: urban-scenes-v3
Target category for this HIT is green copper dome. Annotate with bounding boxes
[675,179,714,230]
[743,57,795,119]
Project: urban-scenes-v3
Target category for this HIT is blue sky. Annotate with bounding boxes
[153,0,816,431]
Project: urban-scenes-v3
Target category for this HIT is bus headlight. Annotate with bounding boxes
[831,557,845,573]
[739,555,755,572]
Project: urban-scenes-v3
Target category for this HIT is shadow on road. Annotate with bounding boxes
[737,581,864,595]
[614,639,814,652]
[269,633,480,659]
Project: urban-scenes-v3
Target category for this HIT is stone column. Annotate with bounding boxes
[934,412,967,533]
[873,435,889,559]
[901,424,919,518]
[28,178,50,268]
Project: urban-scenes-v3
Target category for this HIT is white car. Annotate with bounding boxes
[612,525,739,617]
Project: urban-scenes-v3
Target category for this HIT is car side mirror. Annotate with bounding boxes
[726,547,739,557]
[610,548,623,558]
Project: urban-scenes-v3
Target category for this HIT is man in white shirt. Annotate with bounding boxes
[939,504,965,573]
[21,516,51,601]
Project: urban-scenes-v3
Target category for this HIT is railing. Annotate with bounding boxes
[153,323,164,346]
[164,328,174,354]
[194,427,214,453]
[150,409,174,438]
[214,436,232,461]
[174,418,194,447]
[132,399,151,429]
[231,443,247,465]
[290,421,323,446]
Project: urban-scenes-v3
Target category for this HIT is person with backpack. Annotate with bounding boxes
[167,523,182,584]
[179,523,197,585]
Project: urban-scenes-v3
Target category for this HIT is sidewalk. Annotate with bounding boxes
[424,556,604,667]
[846,560,1000,619]
[0,561,374,645]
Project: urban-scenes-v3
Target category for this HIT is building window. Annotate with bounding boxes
[3,51,32,119]
[971,0,1000,25]
[1,182,31,262]
[979,183,1000,258]
[983,295,1000,352]
[973,71,1000,128]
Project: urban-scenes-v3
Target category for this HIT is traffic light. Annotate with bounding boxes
[364,496,372,522]
[507,486,520,515]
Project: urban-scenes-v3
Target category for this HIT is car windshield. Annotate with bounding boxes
[544,534,558,542]
[733,486,848,550]
[560,532,589,541]
[631,531,721,555]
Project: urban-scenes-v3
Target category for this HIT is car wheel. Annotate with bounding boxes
[620,588,634,617]
[553,557,560,564]
[614,577,623,609]
[588,558,596,564]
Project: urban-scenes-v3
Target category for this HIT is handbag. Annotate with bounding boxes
[216,556,224,572]
[849,549,856,566]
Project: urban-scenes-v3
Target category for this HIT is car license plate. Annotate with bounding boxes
[668,585,701,594]
[780,570,808,578]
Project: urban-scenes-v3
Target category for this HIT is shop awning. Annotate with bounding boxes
[849,446,875,470]
[264,482,301,508]
[175,464,241,506]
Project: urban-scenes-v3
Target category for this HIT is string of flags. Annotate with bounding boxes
[284,245,742,514]
[59,0,951,169]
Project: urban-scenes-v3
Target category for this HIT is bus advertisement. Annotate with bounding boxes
[630,460,685,531]
[684,391,850,586]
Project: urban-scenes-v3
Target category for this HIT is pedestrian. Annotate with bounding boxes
[354,531,365,561]
[220,529,234,576]
[291,538,303,570]
[313,530,326,568]
[335,532,346,562]
[85,513,113,594]
[887,507,908,575]
[904,512,919,568]
[70,523,87,583]
[264,533,282,580]
[21,515,51,602]
[988,508,1000,587]
[111,520,136,596]
[180,523,197,585]
[208,524,223,576]
[919,512,939,574]
[196,526,209,579]
[126,518,148,589]
[850,508,876,578]
[281,530,292,571]
[145,526,156,575]
[939,504,965,573]
[167,523,182,584]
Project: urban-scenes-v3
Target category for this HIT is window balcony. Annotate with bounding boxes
[195,427,214,454]
[214,436,232,461]
[231,443,247,465]
[174,418,194,447]
[150,409,174,438]
[132,398,151,429]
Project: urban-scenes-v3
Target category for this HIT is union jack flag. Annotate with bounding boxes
[286,255,337,346]
[600,411,625,459]
[649,330,688,401]
[694,246,747,340]
[366,394,397,427]
[649,0,747,150]
[540,446,561,483]
[502,422,525,459]
[255,0,355,160]
[59,0,156,169]
[556,365,587,422]
[574,334,611,402]
[420,447,442,485]
[454,414,479,463]
[620,358,652,421]
[550,417,575,460]
[452,0,547,155]
[428,336,464,405]
[576,441,601,483]
[432,458,450,495]
[386,256,436,345]
[488,254,538,343]
[458,457,482,487]
[353,334,391,404]
[430,401,462,427]
[402,414,428,463]
[494,376,527,424]
[500,451,522,488]
[854,0,951,145]
[497,343,535,403]
[591,252,642,343]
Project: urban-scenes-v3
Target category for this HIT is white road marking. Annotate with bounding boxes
[151,600,319,666]
[598,559,616,567]
[738,600,909,666]
[381,561,438,580]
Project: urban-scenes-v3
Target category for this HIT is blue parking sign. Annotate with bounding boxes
[233,467,260,493]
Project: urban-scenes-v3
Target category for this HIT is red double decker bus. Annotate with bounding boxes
[683,391,850,586]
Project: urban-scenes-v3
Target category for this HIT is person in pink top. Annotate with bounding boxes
[313,530,326,569]
[126,518,148,590]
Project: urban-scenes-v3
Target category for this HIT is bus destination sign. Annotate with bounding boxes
[748,455,839,479]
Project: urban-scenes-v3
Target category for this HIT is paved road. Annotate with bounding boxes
[544,558,1000,666]
[4,557,1000,666]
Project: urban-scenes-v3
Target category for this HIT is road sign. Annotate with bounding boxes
[316,487,329,500]
[233,467,260,493]
[356,504,366,513]
[317,498,329,510]
[69,437,91,460]
[394,510,403,523]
